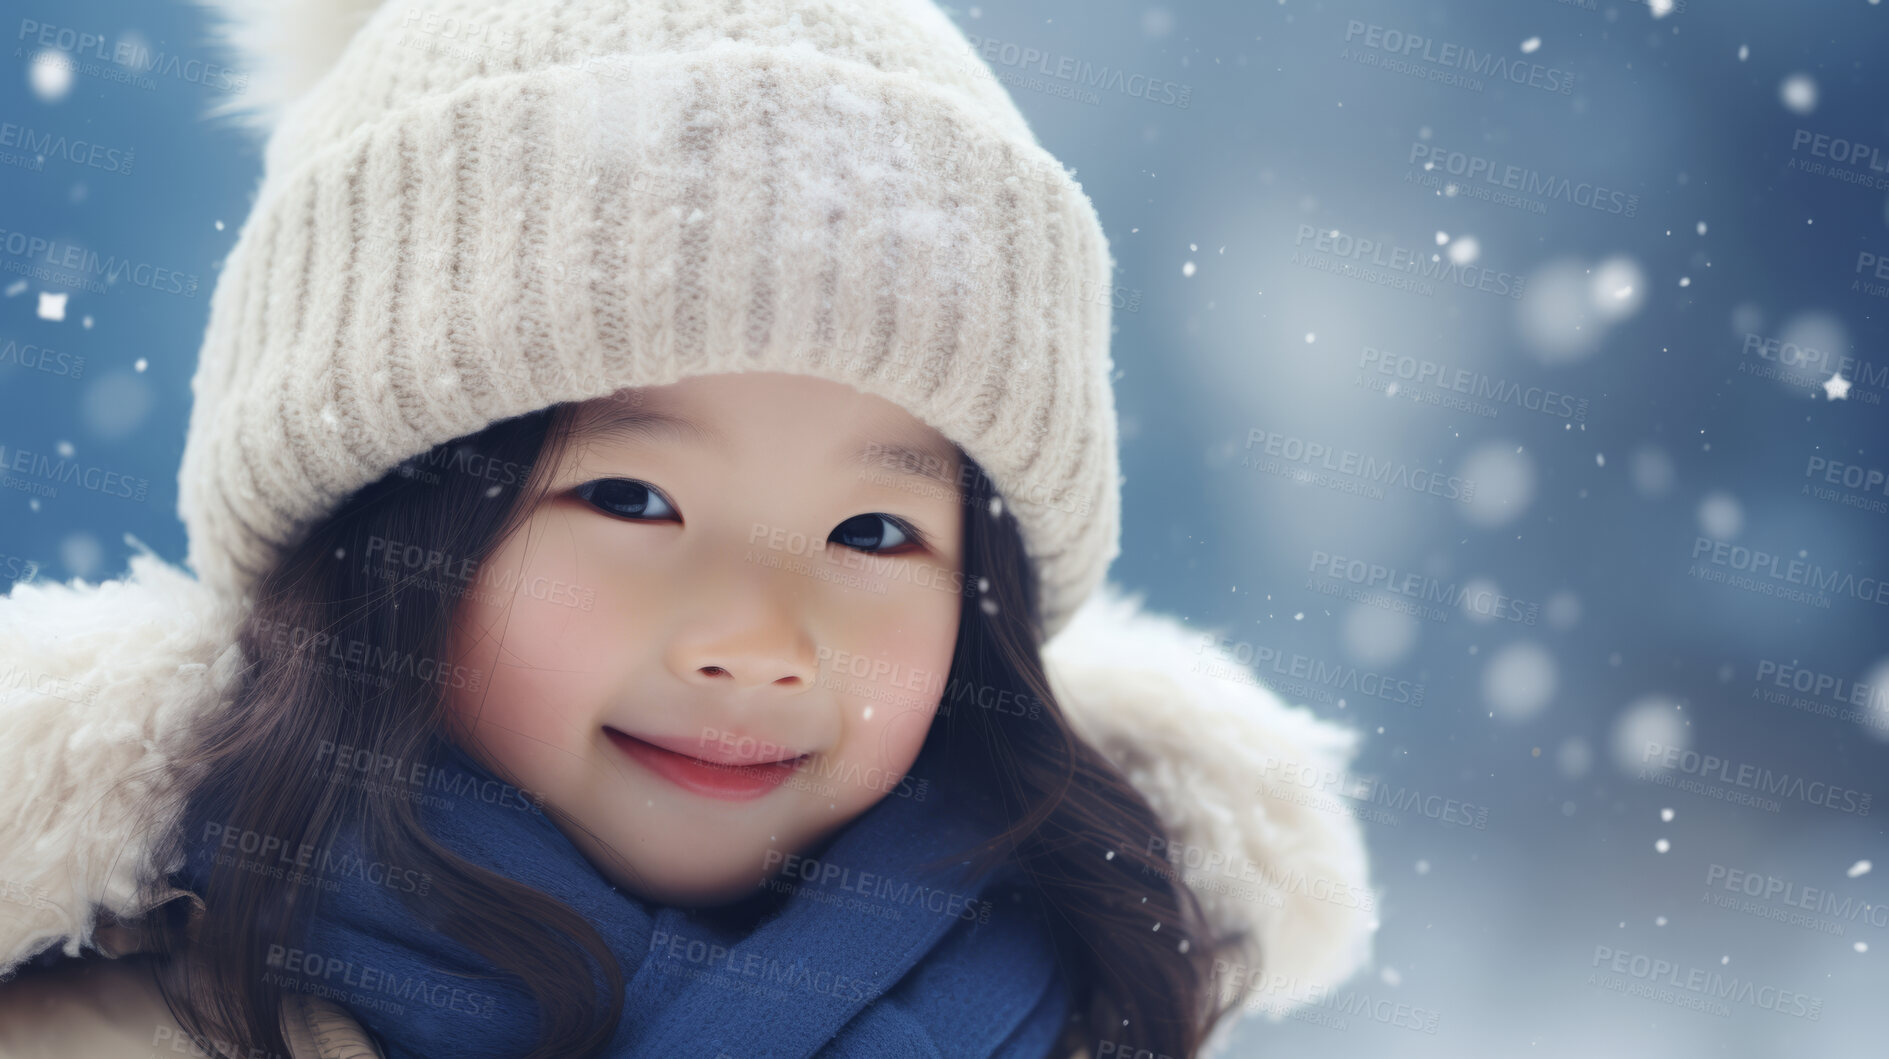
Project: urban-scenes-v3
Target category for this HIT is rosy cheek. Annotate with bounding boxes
[446,518,616,776]
[871,699,936,774]
[824,603,957,795]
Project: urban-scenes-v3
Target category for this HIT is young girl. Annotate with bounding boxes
[0,2,1374,1057]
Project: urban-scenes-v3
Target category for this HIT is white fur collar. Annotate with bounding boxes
[0,555,1374,1040]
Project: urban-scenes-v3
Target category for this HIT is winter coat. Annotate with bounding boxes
[0,558,1374,1057]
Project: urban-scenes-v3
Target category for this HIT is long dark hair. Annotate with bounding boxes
[140,396,1244,1058]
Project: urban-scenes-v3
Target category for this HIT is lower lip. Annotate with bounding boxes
[605,729,807,801]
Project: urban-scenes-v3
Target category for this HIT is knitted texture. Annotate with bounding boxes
[180,0,1121,638]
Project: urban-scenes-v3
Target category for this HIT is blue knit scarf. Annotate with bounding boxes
[188,737,1068,1058]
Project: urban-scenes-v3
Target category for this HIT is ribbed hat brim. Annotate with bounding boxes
[180,44,1119,636]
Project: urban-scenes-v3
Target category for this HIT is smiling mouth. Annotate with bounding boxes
[603,728,810,801]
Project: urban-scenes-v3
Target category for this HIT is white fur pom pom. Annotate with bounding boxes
[0,544,246,977]
[1043,584,1377,1043]
[188,0,386,134]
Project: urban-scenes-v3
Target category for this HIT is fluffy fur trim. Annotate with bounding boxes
[0,545,245,978]
[188,0,384,134]
[1043,585,1377,1036]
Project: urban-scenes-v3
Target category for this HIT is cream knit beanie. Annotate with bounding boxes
[181,0,1121,639]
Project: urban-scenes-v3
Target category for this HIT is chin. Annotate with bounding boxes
[582,821,782,908]
[617,861,770,908]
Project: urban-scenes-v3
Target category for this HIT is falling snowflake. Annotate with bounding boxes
[1779,74,1818,114]
[28,50,73,102]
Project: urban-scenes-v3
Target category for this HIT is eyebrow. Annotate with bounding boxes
[570,404,727,451]
[568,403,964,493]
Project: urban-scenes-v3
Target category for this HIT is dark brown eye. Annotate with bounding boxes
[575,479,677,521]
[830,513,915,553]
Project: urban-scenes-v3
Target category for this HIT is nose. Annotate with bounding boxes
[664,579,820,693]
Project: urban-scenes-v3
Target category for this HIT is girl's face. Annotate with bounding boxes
[443,372,965,906]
